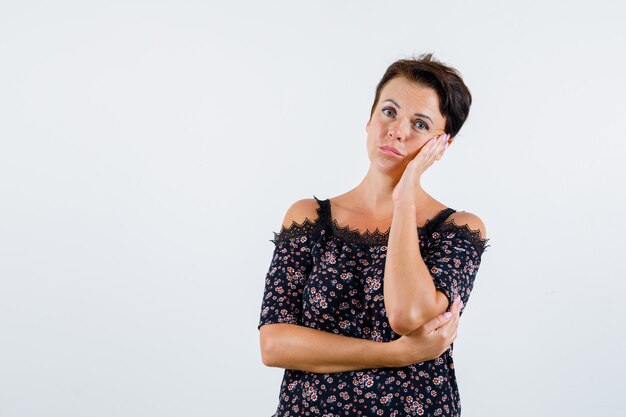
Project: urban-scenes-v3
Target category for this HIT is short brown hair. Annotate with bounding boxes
[369,53,472,138]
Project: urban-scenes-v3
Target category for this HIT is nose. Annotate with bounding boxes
[388,118,410,141]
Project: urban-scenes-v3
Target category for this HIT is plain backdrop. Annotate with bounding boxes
[1,1,625,416]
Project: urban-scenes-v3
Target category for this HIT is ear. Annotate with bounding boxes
[366,118,371,133]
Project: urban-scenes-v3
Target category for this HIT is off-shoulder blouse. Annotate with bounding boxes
[258,196,489,417]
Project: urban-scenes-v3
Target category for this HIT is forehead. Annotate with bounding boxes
[380,76,444,122]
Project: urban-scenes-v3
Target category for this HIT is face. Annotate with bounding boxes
[366,76,448,175]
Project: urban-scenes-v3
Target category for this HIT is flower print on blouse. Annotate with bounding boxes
[258,196,489,417]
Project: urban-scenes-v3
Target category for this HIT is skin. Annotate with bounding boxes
[333,74,485,335]
[335,75,452,223]
[259,75,486,372]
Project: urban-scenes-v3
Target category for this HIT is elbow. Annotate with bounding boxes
[259,325,280,367]
[388,310,427,336]
[260,343,275,367]
[388,292,449,335]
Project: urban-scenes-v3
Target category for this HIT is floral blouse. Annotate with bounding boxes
[258,196,489,417]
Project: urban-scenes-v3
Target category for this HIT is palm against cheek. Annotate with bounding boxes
[392,133,450,203]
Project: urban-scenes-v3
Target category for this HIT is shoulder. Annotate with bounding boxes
[281,198,320,229]
[445,210,487,240]
[270,198,321,245]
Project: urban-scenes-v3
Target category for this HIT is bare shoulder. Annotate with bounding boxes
[446,211,487,240]
[281,198,320,229]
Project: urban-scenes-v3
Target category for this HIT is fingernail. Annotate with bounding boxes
[455,295,461,302]
[444,312,452,318]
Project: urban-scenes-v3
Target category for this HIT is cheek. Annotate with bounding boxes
[411,137,431,154]
[369,117,387,133]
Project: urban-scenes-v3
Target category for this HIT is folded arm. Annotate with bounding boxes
[259,323,400,373]
[384,203,487,335]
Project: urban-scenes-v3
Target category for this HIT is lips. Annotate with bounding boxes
[379,146,402,156]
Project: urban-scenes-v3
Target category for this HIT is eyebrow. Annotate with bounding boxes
[383,99,434,124]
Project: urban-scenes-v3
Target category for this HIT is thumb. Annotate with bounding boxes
[422,311,453,334]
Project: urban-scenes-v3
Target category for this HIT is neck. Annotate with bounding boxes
[348,164,430,217]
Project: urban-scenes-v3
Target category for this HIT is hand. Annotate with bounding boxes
[392,133,450,204]
[390,295,462,366]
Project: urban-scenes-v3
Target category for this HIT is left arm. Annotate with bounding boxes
[384,209,487,336]
[384,133,487,335]
[384,200,450,336]
[384,134,449,336]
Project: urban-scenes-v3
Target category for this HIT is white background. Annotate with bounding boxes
[1,1,625,416]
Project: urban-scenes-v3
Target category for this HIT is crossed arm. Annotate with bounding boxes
[384,201,450,335]
[259,323,397,373]
[259,301,460,374]
[384,201,487,335]
[258,199,466,373]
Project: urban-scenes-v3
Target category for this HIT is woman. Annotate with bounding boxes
[258,53,489,417]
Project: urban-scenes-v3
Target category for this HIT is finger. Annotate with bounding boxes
[432,134,446,150]
[442,296,461,327]
[433,133,446,144]
[438,134,449,153]
[451,297,463,326]
[439,135,450,158]
[453,295,462,311]
[441,306,462,339]
[418,134,448,166]
[417,137,437,154]
[428,136,441,152]
[426,134,444,150]
[432,134,449,159]
[450,296,461,316]
[437,302,462,334]
[422,310,453,334]
[436,146,446,160]
[440,294,459,317]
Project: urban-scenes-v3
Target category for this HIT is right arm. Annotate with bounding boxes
[259,298,462,373]
[259,323,395,373]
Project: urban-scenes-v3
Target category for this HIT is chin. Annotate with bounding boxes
[371,157,405,176]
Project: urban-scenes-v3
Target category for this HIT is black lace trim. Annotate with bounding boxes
[270,218,319,245]
[269,199,326,245]
[328,219,391,246]
[269,198,490,256]
[327,207,455,246]
[438,220,491,257]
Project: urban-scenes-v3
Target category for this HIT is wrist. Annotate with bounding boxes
[381,339,406,368]
[392,198,416,212]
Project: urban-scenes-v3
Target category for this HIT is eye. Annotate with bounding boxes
[382,107,396,117]
[413,120,429,130]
